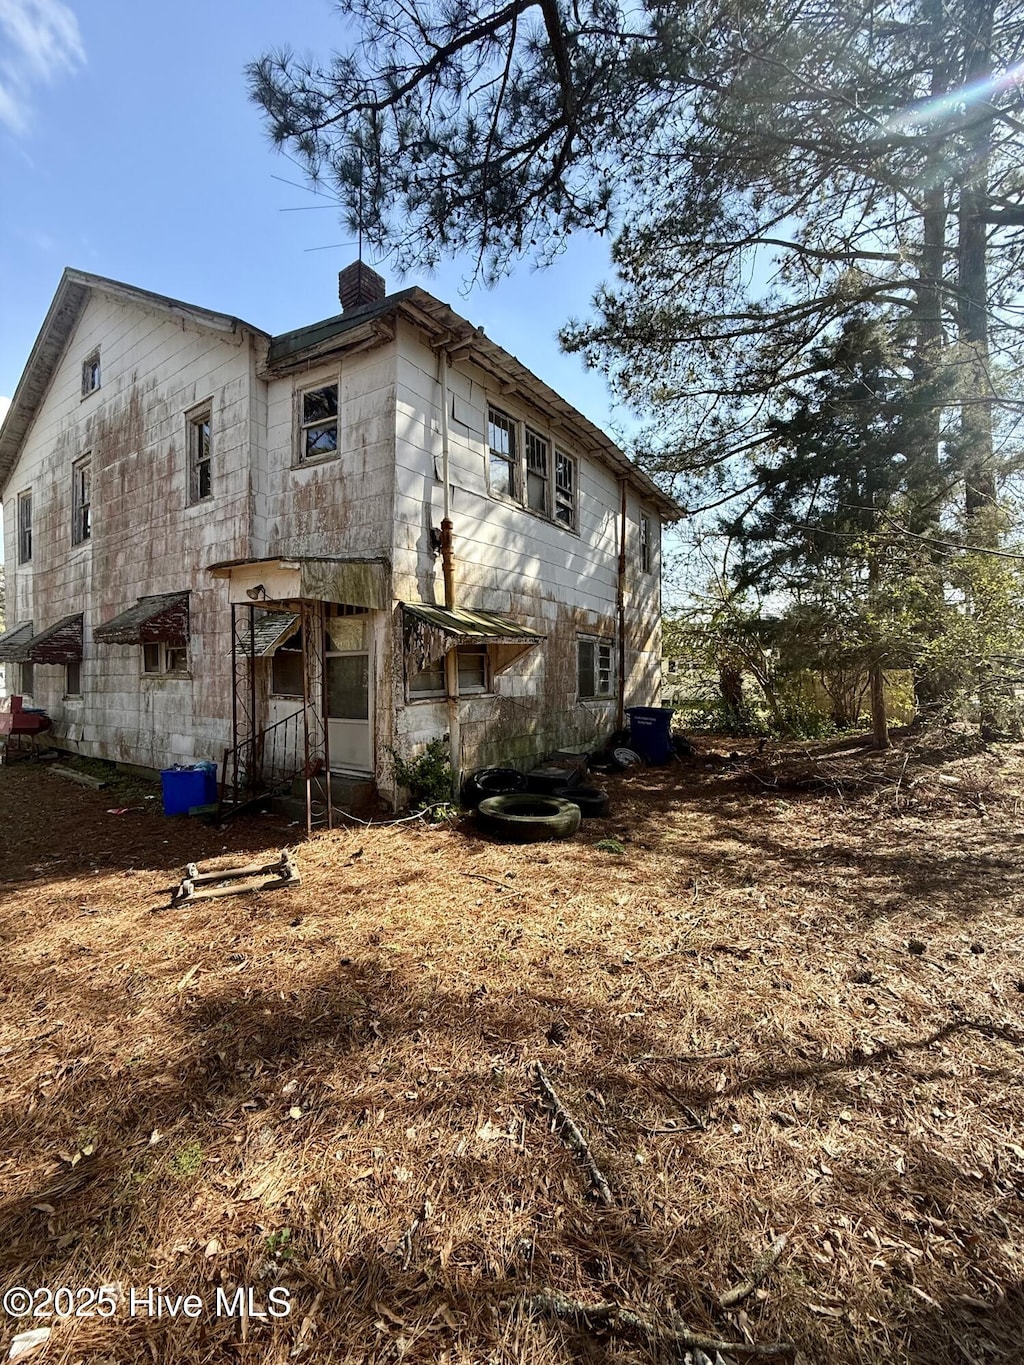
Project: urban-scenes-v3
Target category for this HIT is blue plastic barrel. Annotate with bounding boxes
[625,706,675,764]
[160,761,218,815]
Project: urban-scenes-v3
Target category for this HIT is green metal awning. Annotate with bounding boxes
[402,602,544,674]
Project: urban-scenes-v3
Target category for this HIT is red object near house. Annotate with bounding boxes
[0,695,52,737]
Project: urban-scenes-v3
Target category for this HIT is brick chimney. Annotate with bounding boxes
[338,261,386,313]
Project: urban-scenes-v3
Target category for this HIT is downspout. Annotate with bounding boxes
[438,348,461,796]
[616,478,628,732]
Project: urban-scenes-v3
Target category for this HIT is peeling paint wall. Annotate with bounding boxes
[1,290,256,769]
[255,351,396,562]
[389,323,663,777]
[1,292,664,793]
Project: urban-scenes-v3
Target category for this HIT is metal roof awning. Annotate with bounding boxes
[232,609,300,658]
[94,592,189,646]
[20,613,84,664]
[402,602,545,674]
[0,621,34,662]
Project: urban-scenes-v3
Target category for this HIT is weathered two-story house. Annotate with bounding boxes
[0,263,680,816]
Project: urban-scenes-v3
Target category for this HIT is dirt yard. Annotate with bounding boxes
[1,736,1022,1365]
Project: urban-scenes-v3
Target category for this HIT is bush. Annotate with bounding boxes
[390,738,455,811]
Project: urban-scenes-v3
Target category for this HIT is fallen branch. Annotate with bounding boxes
[515,1291,794,1358]
[532,1062,614,1207]
[719,1234,790,1309]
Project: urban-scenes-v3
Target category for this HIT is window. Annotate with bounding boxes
[456,645,489,693]
[272,649,304,697]
[187,405,212,502]
[72,456,91,545]
[142,643,188,676]
[65,661,81,697]
[17,491,32,564]
[20,662,34,695]
[525,428,549,513]
[578,638,614,699]
[487,407,518,499]
[555,451,577,529]
[640,513,653,573]
[298,383,338,461]
[487,405,578,533]
[81,349,101,396]
[409,646,491,697]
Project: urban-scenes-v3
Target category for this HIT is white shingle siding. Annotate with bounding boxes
[2,286,666,789]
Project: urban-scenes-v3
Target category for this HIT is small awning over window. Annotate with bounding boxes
[0,621,34,662]
[232,609,300,658]
[95,592,189,646]
[402,602,544,675]
[21,613,84,664]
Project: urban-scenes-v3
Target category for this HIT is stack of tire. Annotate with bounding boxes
[521,764,608,819]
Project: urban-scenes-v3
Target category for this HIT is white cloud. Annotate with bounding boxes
[0,1,84,134]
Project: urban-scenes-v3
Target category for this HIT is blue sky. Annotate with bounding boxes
[0,0,626,437]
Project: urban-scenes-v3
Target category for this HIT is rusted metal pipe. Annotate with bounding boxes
[616,478,627,731]
[438,349,461,794]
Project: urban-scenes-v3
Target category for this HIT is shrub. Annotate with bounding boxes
[390,738,455,811]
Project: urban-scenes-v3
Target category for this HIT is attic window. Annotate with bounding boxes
[82,349,101,397]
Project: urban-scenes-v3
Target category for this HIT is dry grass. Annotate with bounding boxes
[1,738,1023,1364]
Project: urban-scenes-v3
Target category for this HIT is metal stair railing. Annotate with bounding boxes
[219,707,307,817]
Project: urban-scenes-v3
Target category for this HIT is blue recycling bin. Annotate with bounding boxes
[626,706,675,764]
[160,761,218,815]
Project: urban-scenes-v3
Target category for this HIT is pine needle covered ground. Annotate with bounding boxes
[1,736,1023,1364]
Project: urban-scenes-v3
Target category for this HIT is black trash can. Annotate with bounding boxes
[625,706,675,764]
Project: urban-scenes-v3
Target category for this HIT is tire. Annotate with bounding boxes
[475,793,582,842]
[462,766,527,809]
[551,785,610,819]
[525,765,581,793]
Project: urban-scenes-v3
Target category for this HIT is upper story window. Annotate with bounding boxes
[72,456,91,546]
[187,404,212,503]
[578,637,614,700]
[487,404,579,533]
[487,407,518,500]
[17,491,32,564]
[555,451,577,530]
[81,349,101,397]
[640,513,652,573]
[298,382,339,462]
[525,428,549,513]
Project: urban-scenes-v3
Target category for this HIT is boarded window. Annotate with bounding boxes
[21,661,34,695]
[65,661,81,696]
